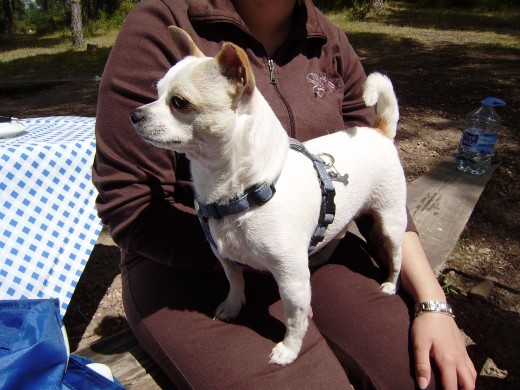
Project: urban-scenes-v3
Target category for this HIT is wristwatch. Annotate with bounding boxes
[414,301,455,318]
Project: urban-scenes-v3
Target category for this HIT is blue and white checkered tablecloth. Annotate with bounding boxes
[0,116,102,316]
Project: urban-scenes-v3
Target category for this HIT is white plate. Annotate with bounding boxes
[0,119,27,139]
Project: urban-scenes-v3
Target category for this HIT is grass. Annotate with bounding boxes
[0,29,118,63]
[0,1,518,80]
[328,1,520,50]
[0,30,118,81]
[438,274,460,296]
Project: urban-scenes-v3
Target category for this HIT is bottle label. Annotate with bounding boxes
[460,128,497,154]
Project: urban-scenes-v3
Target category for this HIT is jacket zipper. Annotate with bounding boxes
[217,19,295,137]
[268,59,276,84]
[267,58,296,138]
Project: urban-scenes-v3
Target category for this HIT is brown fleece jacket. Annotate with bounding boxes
[93,0,414,271]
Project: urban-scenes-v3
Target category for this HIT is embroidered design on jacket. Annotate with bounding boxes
[307,73,336,97]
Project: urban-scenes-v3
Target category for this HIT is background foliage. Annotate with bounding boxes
[0,0,138,35]
[314,0,520,13]
[1,0,519,36]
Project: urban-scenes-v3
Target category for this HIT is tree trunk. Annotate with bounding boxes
[82,0,91,21]
[2,0,15,34]
[71,0,84,49]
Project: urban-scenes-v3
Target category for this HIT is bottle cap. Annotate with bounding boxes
[481,97,506,107]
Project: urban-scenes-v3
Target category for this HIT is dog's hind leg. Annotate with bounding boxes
[372,207,407,295]
[214,258,246,321]
[269,262,311,365]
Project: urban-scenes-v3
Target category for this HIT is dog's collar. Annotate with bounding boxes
[197,139,337,253]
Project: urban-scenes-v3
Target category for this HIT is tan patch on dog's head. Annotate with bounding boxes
[168,26,205,57]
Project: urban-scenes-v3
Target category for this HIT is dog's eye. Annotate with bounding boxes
[171,96,189,110]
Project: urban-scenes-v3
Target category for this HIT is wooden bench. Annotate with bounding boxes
[76,156,498,389]
[407,157,498,273]
[78,328,173,389]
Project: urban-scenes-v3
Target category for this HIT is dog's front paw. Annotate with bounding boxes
[380,282,397,295]
[214,298,243,321]
[269,342,298,366]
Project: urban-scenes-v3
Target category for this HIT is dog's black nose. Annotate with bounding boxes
[130,110,145,124]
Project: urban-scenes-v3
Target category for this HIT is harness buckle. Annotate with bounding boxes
[198,201,222,219]
[248,184,276,206]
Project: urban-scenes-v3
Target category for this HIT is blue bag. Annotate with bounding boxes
[0,299,125,390]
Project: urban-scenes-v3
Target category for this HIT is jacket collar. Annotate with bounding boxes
[187,0,327,43]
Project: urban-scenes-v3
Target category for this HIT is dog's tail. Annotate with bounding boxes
[363,72,399,140]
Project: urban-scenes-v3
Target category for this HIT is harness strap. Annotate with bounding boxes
[289,139,336,251]
[197,183,276,249]
[197,184,276,219]
[196,139,337,253]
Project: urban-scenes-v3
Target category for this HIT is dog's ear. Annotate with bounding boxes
[215,42,255,99]
[168,26,204,58]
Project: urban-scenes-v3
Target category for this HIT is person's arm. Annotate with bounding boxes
[354,191,477,390]
[401,232,477,390]
[93,1,216,270]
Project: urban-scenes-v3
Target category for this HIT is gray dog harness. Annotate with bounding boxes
[196,139,336,252]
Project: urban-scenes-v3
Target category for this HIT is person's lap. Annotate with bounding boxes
[121,233,436,389]
[311,235,427,389]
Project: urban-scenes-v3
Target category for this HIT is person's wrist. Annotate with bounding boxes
[414,301,454,319]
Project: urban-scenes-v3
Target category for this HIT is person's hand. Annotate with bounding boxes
[411,312,477,389]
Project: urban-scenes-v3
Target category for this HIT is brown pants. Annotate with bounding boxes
[121,234,439,389]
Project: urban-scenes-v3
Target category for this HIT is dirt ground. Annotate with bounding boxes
[1,19,518,390]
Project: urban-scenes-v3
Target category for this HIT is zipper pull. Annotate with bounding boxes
[268,59,276,84]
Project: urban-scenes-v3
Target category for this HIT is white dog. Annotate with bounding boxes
[131,26,407,366]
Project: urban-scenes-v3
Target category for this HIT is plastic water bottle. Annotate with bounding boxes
[455,97,506,175]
